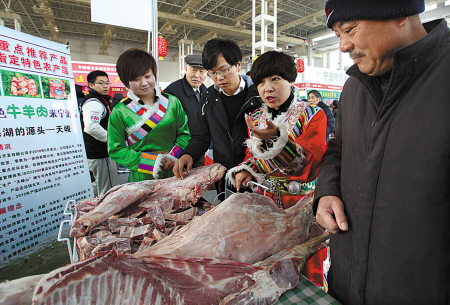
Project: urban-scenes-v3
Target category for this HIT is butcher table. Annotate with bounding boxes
[276,274,341,305]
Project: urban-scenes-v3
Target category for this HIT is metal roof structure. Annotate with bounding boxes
[2,0,328,56]
[2,0,449,60]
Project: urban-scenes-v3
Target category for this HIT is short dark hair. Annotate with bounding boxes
[251,51,297,86]
[202,39,242,70]
[87,70,108,84]
[309,90,321,99]
[116,48,157,87]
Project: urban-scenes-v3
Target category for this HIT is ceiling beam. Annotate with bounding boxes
[33,0,63,43]
[159,11,305,46]
[17,0,43,37]
[278,10,324,32]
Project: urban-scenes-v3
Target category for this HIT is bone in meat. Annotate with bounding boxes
[69,180,159,238]
[69,196,101,213]
[141,192,315,264]
[31,234,328,305]
[119,224,151,239]
[108,217,143,233]
[220,233,329,304]
[31,251,264,305]
[0,274,46,305]
[136,237,155,253]
[147,206,166,232]
[32,192,322,304]
[164,207,197,222]
[120,163,226,218]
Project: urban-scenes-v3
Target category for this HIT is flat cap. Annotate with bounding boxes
[185,54,204,68]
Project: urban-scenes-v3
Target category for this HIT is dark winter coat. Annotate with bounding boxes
[164,75,207,134]
[314,19,450,305]
[182,75,260,169]
[317,101,335,141]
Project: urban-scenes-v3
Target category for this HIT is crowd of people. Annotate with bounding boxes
[77,0,450,303]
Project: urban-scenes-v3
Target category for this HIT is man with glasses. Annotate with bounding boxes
[164,54,208,168]
[173,39,260,197]
[80,70,119,196]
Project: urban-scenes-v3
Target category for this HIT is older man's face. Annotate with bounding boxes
[186,65,207,89]
[333,19,405,76]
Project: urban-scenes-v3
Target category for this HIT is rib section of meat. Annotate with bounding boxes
[69,180,159,238]
[32,192,327,305]
[69,163,226,243]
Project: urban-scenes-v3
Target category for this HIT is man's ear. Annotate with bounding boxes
[236,61,241,72]
[88,82,95,90]
[397,16,409,28]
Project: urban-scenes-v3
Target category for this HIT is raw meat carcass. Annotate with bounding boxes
[69,163,226,239]
[119,163,226,218]
[142,192,315,264]
[32,193,327,305]
[32,234,328,305]
[69,180,160,238]
[0,274,45,305]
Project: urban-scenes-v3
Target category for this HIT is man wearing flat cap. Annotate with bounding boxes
[314,0,450,304]
[164,54,208,167]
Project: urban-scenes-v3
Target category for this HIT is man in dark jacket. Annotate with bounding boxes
[80,70,119,196]
[173,39,260,192]
[109,92,124,109]
[314,0,450,304]
[164,54,208,167]
[308,90,335,141]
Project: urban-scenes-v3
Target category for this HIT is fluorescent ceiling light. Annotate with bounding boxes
[312,32,336,42]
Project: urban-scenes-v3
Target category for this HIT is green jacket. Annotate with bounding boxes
[107,90,190,182]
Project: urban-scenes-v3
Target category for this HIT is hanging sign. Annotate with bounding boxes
[158,36,167,60]
[0,25,93,265]
[297,59,305,73]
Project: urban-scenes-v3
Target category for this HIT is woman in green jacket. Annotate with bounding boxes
[107,48,190,182]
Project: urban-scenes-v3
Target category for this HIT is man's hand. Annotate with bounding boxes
[245,114,278,140]
[172,154,193,179]
[316,196,348,234]
[235,171,252,191]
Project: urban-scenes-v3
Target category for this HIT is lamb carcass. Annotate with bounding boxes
[69,163,226,239]
[31,234,327,305]
[142,192,315,264]
[69,180,160,238]
[119,163,226,218]
[32,193,327,305]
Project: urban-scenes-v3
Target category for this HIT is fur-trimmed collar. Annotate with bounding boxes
[245,93,306,160]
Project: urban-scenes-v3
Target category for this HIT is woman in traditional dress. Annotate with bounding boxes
[107,48,190,182]
[227,51,328,286]
[227,51,327,209]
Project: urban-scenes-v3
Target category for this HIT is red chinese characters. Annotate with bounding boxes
[8,55,20,66]
[0,40,10,51]
[14,44,24,55]
[1,39,69,75]
[26,47,37,57]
